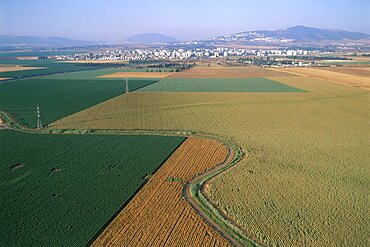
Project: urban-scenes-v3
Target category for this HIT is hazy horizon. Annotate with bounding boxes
[1,0,369,42]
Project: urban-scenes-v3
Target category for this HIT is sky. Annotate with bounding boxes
[0,0,369,41]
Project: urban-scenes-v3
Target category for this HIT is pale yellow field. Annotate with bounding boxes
[98,71,173,79]
[317,67,370,77]
[271,67,370,90]
[49,74,370,246]
[0,66,45,72]
[16,56,38,60]
[0,78,10,80]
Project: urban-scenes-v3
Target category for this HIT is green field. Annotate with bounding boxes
[44,67,160,80]
[138,77,304,92]
[0,77,157,127]
[0,62,114,79]
[0,59,59,65]
[51,75,370,246]
[0,129,184,246]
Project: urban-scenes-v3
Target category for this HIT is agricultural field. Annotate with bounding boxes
[317,66,370,77]
[138,77,304,92]
[0,76,157,127]
[50,70,370,246]
[93,138,230,246]
[0,59,59,66]
[0,129,185,246]
[169,66,294,78]
[0,62,111,79]
[98,71,174,78]
[272,67,370,90]
[0,66,45,72]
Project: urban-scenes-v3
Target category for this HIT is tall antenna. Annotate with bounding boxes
[125,77,129,93]
[36,105,43,129]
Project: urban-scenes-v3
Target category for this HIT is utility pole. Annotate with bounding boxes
[125,77,129,93]
[36,105,43,129]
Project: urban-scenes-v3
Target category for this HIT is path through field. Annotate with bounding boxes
[93,138,231,246]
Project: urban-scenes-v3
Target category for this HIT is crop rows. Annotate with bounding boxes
[0,77,157,127]
[93,138,230,246]
[50,73,370,246]
[137,77,303,92]
[168,66,294,78]
[272,67,370,90]
[0,130,184,246]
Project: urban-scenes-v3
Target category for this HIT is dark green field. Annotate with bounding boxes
[0,62,113,79]
[0,77,157,127]
[0,59,59,65]
[138,77,304,92]
[0,129,185,246]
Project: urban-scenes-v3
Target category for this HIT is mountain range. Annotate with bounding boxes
[123,33,179,44]
[0,35,93,47]
[1,26,369,47]
[211,26,370,43]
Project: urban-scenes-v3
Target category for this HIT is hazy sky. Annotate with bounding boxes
[1,0,369,41]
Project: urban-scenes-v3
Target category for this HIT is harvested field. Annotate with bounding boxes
[317,66,370,77]
[0,78,9,80]
[169,66,293,78]
[16,57,38,60]
[98,71,173,79]
[138,78,303,92]
[0,66,44,72]
[93,138,230,247]
[272,67,370,90]
[50,76,370,246]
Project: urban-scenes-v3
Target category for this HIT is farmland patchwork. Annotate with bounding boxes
[0,130,184,246]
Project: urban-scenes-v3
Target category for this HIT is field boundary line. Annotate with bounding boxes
[0,111,261,246]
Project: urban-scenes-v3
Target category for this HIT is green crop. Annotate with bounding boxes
[0,129,184,246]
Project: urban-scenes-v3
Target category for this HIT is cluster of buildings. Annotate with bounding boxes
[211,32,294,43]
[54,48,312,61]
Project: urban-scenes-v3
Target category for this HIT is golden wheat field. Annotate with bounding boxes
[50,70,370,246]
[317,67,370,77]
[271,67,370,90]
[93,138,230,247]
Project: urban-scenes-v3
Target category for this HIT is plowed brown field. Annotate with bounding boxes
[98,71,173,78]
[92,138,230,247]
[169,66,293,78]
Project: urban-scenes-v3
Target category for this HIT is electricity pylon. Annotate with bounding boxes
[36,105,43,129]
[125,77,129,93]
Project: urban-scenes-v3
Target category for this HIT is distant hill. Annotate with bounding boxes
[123,33,179,44]
[0,35,94,47]
[211,26,370,43]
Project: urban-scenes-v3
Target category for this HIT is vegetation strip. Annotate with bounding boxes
[183,136,262,247]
